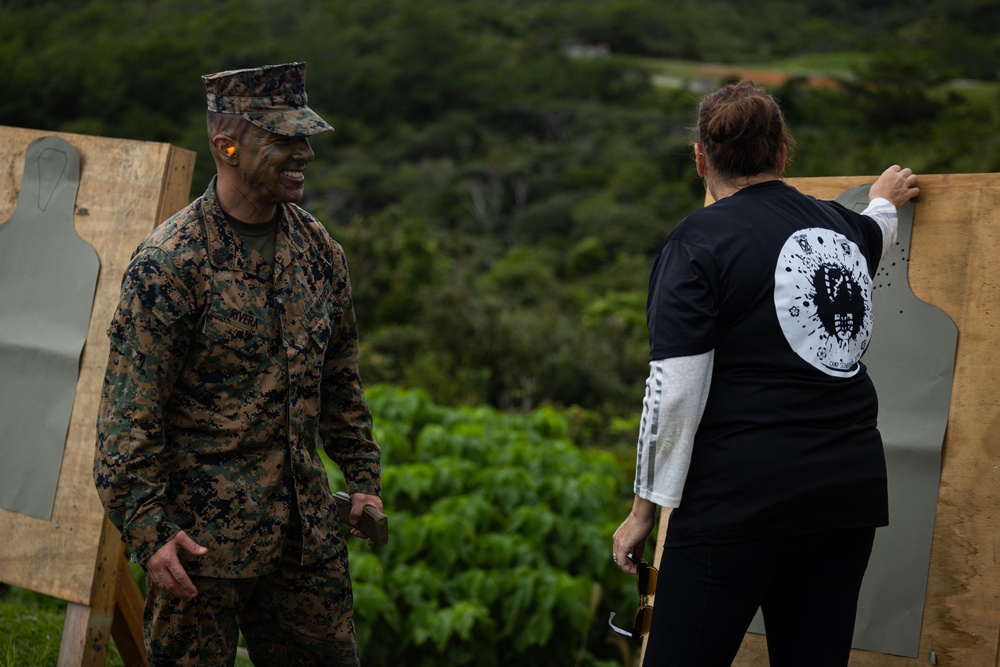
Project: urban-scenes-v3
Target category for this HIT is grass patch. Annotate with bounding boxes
[0,587,254,666]
[0,603,65,667]
[764,52,869,79]
[0,599,125,667]
[626,52,870,81]
[930,80,1000,110]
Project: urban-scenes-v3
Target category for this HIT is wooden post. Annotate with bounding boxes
[0,126,195,667]
[58,518,127,666]
[112,552,148,667]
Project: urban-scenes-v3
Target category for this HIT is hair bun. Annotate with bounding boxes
[696,81,793,179]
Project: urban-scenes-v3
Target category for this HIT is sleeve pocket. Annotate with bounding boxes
[107,303,171,367]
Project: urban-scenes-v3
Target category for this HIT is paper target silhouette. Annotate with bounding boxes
[0,136,100,520]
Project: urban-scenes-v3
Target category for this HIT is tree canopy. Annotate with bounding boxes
[3,0,998,444]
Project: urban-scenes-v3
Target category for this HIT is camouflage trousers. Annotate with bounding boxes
[143,523,358,667]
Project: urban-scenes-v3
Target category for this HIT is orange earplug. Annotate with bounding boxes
[226,146,236,156]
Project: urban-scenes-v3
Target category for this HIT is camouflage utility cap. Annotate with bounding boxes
[203,62,333,137]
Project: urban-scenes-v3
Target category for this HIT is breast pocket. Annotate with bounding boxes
[200,309,269,375]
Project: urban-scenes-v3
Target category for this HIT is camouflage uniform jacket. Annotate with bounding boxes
[94,178,381,577]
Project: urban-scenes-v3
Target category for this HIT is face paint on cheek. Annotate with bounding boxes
[245,144,304,205]
[245,151,271,191]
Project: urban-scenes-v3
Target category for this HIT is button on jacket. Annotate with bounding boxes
[95,178,381,577]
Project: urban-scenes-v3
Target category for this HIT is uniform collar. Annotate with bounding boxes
[202,177,305,277]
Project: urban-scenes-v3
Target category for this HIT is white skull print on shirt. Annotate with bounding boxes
[774,228,873,378]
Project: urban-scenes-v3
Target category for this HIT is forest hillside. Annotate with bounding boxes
[2,0,998,445]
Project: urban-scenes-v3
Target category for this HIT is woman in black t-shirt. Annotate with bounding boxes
[611,81,919,667]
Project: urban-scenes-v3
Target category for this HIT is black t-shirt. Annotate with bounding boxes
[649,180,889,545]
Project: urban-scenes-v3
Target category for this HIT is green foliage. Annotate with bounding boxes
[346,386,637,666]
[5,3,996,662]
[4,0,998,437]
[846,50,946,127]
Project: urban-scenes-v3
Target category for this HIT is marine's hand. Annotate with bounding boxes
[349,492,384,546]
[870,165,919,208]
[145,530,208,600]
[613,496,657,575]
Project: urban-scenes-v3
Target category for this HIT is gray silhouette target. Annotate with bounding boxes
[0,136,100,520]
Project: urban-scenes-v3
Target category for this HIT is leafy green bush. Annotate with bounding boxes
[339,386,636,666]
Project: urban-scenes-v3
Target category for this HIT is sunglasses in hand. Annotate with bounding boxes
[608,553,658,638]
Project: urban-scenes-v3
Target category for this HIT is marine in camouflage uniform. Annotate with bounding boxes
[94,62,381,667]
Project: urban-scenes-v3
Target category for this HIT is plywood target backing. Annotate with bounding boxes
[0,125,195,606]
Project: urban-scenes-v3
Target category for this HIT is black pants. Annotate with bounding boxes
[642,527,876,667]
